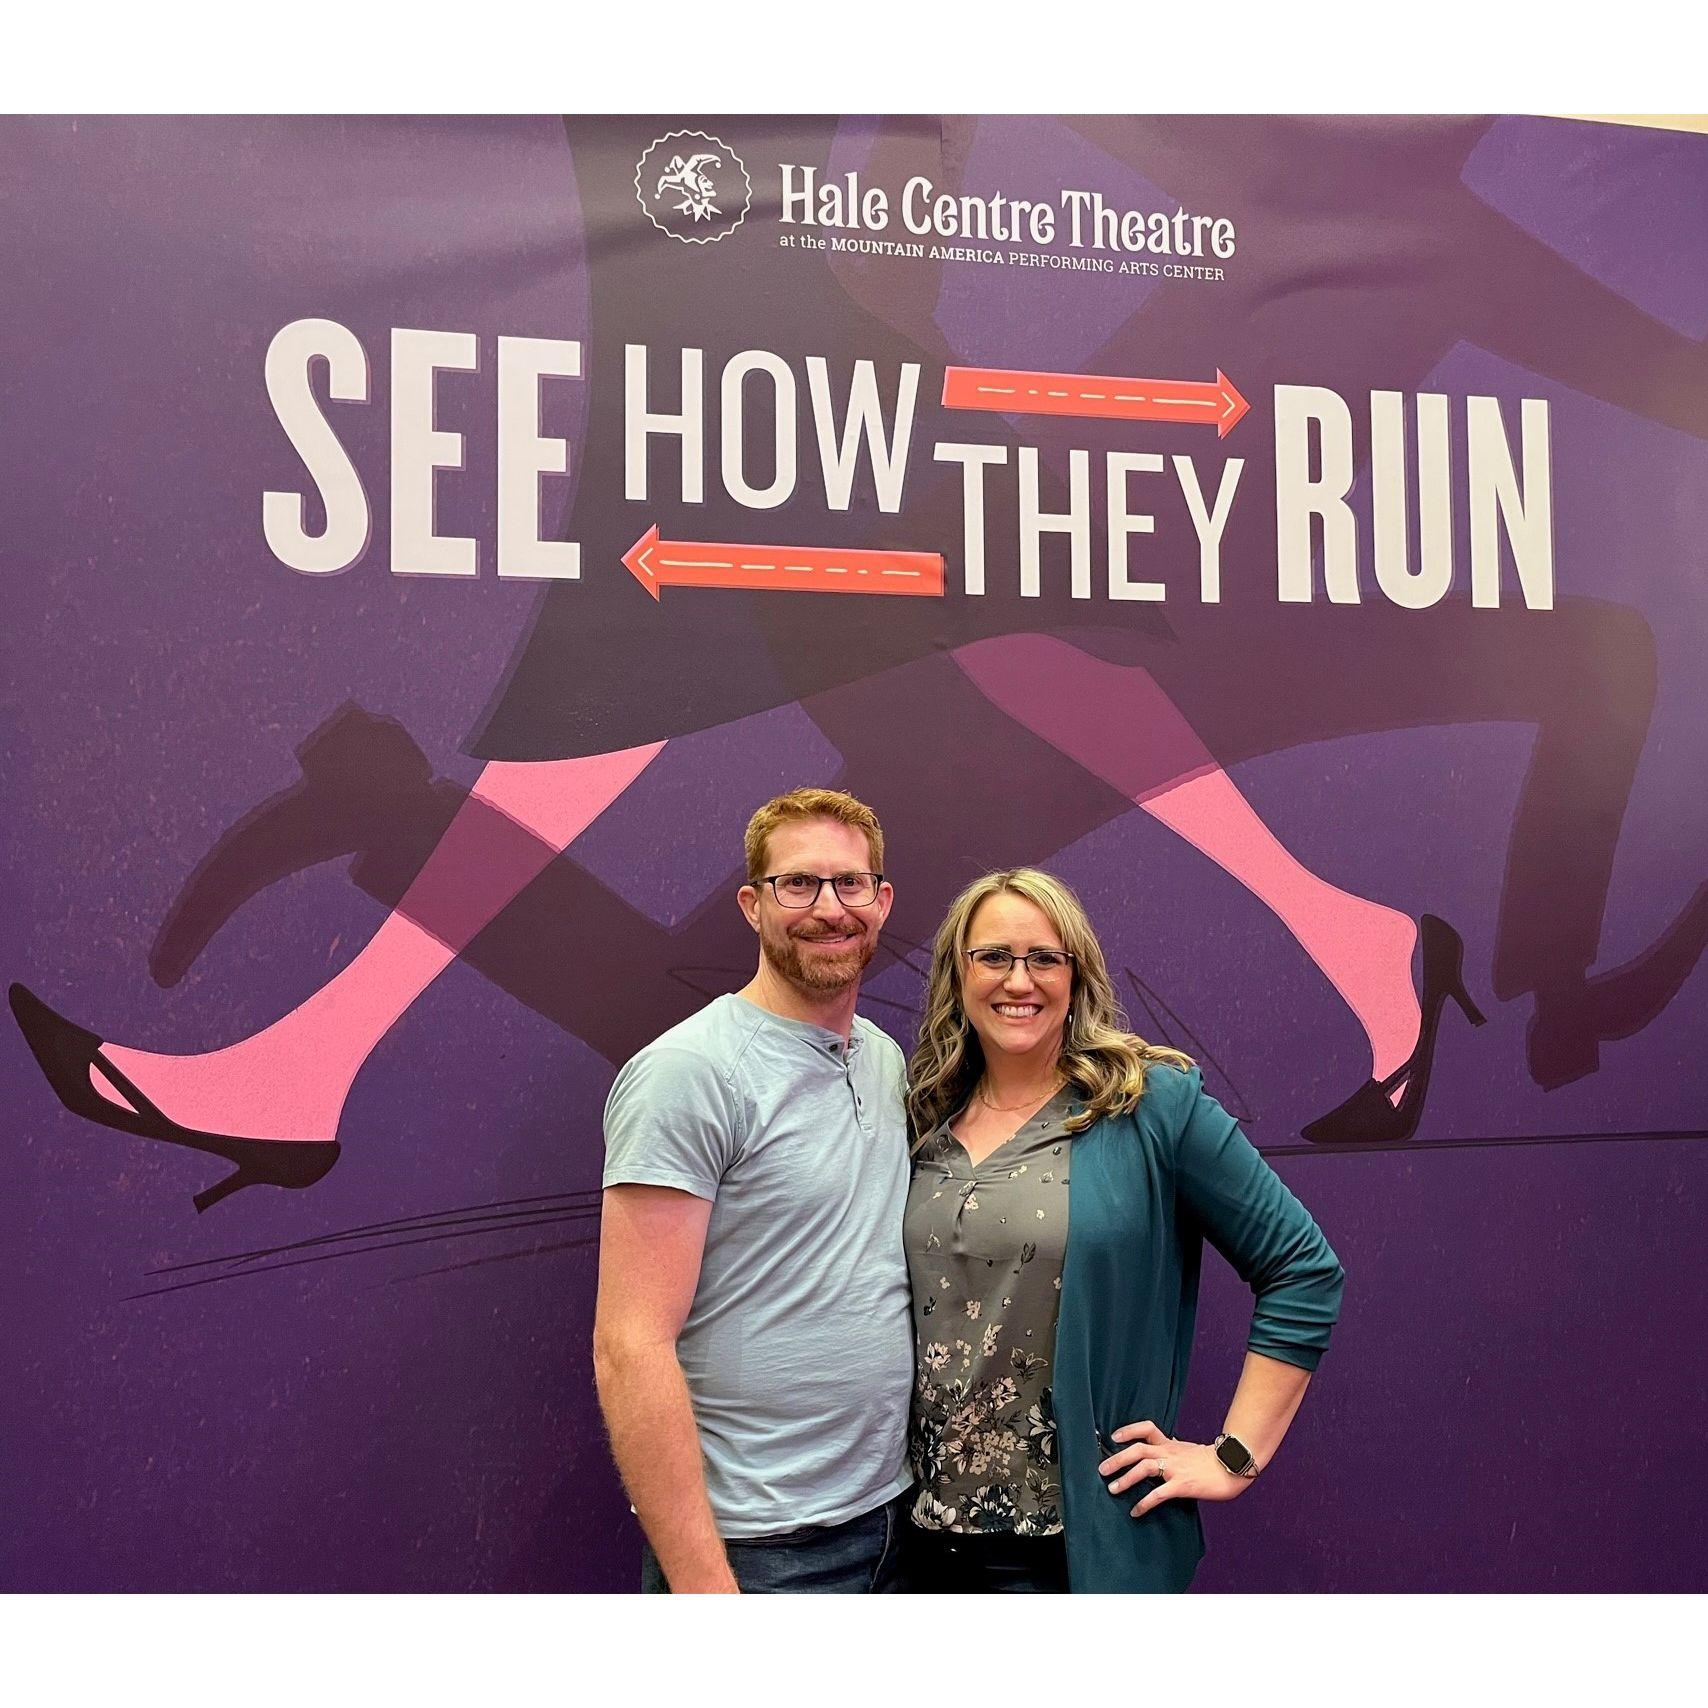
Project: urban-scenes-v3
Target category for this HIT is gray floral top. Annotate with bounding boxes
[904,1089,1078,1536]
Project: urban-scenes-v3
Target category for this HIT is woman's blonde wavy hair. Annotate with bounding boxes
[906,868,1193,1141]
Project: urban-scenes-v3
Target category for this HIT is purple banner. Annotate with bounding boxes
[3,115,1704,1591]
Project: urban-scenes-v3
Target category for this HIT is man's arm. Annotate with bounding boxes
[592,1182,738,1594]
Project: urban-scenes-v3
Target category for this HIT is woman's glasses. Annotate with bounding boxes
[963,947,1075,976]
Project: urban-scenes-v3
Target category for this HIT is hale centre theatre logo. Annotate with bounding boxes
[635,130,752,244]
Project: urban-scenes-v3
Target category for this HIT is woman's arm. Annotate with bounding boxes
[1100,1066,1344,1516]
[1098,1349,1311,1513]
[1220,1347,1312,1471]
[1170,1067,1347,1370]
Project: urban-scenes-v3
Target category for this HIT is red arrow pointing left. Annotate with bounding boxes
[623,526,945,601]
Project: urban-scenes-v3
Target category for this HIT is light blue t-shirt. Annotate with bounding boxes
[602,993,914,1538]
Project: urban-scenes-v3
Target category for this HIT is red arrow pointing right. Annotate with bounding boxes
[943,364,1250,437]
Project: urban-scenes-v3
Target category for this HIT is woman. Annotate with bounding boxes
[900,868,1345,1593]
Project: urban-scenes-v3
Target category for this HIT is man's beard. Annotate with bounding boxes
[761,922,876,992]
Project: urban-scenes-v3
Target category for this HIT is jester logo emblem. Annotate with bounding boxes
[634,129,752,244]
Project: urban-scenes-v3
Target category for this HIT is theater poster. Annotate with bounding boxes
[3,115,1704,1591]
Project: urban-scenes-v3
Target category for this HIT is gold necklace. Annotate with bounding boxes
[976,1077,1063,1114]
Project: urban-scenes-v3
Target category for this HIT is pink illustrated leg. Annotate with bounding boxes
[950,635,1421,1098]
[1137,773,1420,1099]
[90,742,665,1143]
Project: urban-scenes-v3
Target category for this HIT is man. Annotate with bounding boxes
[592,787,913,1593]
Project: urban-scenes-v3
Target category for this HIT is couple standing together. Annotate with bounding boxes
[594,786,1345,1594]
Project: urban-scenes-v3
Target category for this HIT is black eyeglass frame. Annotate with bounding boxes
[962,947,1078,975]
[757,871,886,909]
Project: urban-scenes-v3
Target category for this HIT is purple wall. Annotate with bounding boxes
[3,115,1703,1591]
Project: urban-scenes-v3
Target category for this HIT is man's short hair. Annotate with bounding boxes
[744,788,885,883]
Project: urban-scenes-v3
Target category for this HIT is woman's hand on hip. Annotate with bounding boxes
[1098,1419,1250,1518]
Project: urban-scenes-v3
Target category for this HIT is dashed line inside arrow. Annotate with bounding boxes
[660,554,923,581]
[977,382,1169,405]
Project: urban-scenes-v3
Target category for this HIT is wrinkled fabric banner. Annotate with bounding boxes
[2,115,1704,1590]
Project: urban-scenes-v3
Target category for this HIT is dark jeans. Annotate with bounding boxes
[640,1492,908,1594]
[897,1523,1071,1593]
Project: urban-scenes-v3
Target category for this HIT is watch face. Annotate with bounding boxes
[1216,1435,1253,1474]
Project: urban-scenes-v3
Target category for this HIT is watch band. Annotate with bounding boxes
[1214,1432,1260,1478]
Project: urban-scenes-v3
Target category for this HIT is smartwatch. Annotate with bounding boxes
[1214,1432,1260,1478]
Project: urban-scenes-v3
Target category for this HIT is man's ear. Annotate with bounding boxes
[737,884,761,931]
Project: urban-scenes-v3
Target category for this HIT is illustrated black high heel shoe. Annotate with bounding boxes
[1301,914,1488,1146]
[1524,880,1708,1090]
[8,983,341,1212]
[150,703,442,989]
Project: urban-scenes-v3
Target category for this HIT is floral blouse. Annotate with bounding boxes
[903,1089,1078,1536]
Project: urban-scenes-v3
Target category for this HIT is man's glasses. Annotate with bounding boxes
[760,872,884,908]
[964,947,1076,976]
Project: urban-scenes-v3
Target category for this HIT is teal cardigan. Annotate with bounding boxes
[1052,1064,1345,1593]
